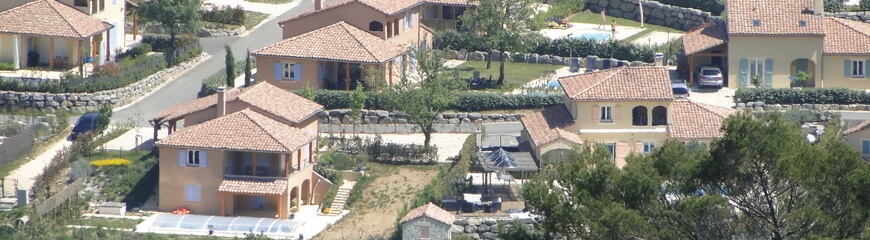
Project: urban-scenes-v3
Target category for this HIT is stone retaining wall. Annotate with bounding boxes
[0,54,204,112]
[826,12,870,23]
[317,109,525,125]
[585,0,724,32]
[443,49,647,69]
[736,102,870,111]
[452,216,537,240]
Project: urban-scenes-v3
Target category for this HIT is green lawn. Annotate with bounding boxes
[452,61,563,88]
[243,11,269,30]
[568,11,684,42]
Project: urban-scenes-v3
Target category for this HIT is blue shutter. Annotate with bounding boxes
[274,62,282,80]
[738,58,748,86]
[764,58,773,87]
[865,59,869,77]
[845,59,852,77]
[199,151,207,168]
[863,140,870,155]
[294,64,302,81]
[178,150,186,166]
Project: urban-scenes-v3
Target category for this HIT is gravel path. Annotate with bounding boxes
[5,137,71,196]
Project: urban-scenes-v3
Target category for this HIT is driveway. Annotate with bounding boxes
[688,87,736,108]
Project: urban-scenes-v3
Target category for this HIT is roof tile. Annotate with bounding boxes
[559,67,673,101]
[218,178,288,195]
[0,0,112,38]
[726,0,824,36]
[253,21,405,63]
[843,119,870,135]
[682,22,728,55]
[400,202,455,225]
[520,105,580,147]
[669,100,736,140]
[823,18,870,55]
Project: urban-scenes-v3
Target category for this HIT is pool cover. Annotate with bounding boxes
[144,214,302,237]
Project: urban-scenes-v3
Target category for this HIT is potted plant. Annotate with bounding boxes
[751,74,762,88]
[791,71,811,88]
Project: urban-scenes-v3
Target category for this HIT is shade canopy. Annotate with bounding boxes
[477,149,538,172]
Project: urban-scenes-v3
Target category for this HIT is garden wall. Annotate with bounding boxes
[737,102,870,112]
[443,49,647,69]
[0,55,203,112]
[318,109,526,125]
[451,216,537,240]
[585,0,724,31]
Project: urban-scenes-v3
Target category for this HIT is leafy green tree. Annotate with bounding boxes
[461,0,537,85]
[299,84,316,100]
[825,0,844,12]
[861,0,870,11]
[138,0,201,64]
[225,45,235,87]
[95,103,113,134]
[348,87,366,135]
[244,49,252,87]
[386,49,465,147]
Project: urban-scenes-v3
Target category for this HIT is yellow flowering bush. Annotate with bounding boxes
[90,158,132,167]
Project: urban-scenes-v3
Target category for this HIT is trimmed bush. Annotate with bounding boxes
[734,88,870,105]
[201,5,246,26]
[292,89,563,111]
[115,43,152,60]
[0,62,14,71]
[198,58,251,97]
[141,34,199,53]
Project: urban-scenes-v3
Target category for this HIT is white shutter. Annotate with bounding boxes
[185,184,201,202]
[199,151,207,168]
[178,150,186,166]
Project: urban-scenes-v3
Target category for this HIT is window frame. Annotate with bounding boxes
[746,58,765,82]
[600,106,613,123]
[852,60,865,78]
[605,143,616,162]
[642,142,655,154]
[187,150,201,166]
[282,62,296,80]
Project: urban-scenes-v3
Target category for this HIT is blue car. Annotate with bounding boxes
[672,79,690,98]
[70,112,99,140]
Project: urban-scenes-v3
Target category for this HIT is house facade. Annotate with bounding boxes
[0,0,126,72]
[152,83,332,218]
[842,120,870,159]
[682,0,870,88]
[254,0,476,90]
[520,67,735,167]
[400,202,455,240]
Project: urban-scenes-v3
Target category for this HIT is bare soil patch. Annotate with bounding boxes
[315,164,439,240]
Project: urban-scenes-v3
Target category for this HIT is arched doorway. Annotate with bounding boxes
[631,106,648,126]
[791,58,816,87]
[369,21,384,31]
[290,186,299,210]
[652,106,667,126]
[301,179,311,205]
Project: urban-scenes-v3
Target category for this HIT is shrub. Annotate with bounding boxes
[0,62,14,71]
[115,43,152,60]
[198,59,250,97]
[200,5,246,26]
[90,158,133,167]
[367,135,438,165]
[316,165,344,211]
[734,88,870,105]
[319,151,363,171]
[652,0,725,15]
[433,31,656,62]
[141,34,199,53]
[293,89,563,111]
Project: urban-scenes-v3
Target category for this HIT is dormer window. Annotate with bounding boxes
[752,19,761,26]
[802,7,815,15]
[798,20,807,27]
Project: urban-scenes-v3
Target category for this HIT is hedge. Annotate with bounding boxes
[734,88,870,105]
[433,30,656,62]
[292,89,564,111]
[201,5,246,26]
[652,0,725,16]
[141,34,200,53]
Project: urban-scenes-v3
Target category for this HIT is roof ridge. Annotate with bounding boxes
[46,0,84,37]
[239,110,291,152]
[339,22,381,62]
[829,17,870,39]
[573,68,624,98]
[256,22,346,55]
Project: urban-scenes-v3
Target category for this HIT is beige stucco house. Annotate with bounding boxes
[0,0,127,73]
[842,120,870,159]
[254,0,461,90]
[151,83,332,218]
[520,67,735,166]
[682,0,870,89]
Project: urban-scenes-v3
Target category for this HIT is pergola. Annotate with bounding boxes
[476,148,538,193]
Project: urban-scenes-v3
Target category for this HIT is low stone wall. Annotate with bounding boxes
[452,216,537,240]
[826,12,870,23]
[443,49,647,70]
[736,102,870,111]
[0,54,204,112]
[586,0,724,32]
[317,109,525,125]
[127,22,247,38]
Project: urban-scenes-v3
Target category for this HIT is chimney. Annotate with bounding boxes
[217,86,227,117]
[813,0,823,15]
[314,0,322,10]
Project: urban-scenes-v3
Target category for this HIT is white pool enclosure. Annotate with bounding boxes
[137,214,304,238]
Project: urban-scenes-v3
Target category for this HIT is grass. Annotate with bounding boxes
[568,11,684,42]
[452,61,563,88]
[87,149,158,207]
[243,11,269,30]
[245,0,295,3]
[72,217,142,229]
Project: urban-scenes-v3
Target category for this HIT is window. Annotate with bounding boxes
[747,59,765,82]
[605,143,616,162]
[368,21,384,31]
[283,63,296,80]
[184,184,201,203]
[600,106,612,122]
[74,0,88,6]
[420,226,430,239]
[853,60,865,77]
[187,150,201,166]
[798,20,807,27]
[652,106,667,126]
[862,140,870,155]
[642,142,655,154]
[631,106,648,126]
[752,19,761,26]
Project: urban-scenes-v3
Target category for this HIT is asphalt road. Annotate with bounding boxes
[111,3,318,126]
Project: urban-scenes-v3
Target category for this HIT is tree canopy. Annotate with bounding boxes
[460,0,537,85]
[523,111,870,239]
[138,0,201,63]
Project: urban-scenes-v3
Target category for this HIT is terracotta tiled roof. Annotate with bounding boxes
[253,22,405,63]
[152,82,323,124]
[726,0,824,36]
[843,119,870,135]
[520,105,580,147]
[823,18,870,55]
[400,202,455,225]
[155,109,315,153]
[0,0,112,38]
[280,0,420,23]
[424,0,476,6]
[559,67,673,101]
[682,22,728,55]
[669,100,736,140]
[218,178,288,195]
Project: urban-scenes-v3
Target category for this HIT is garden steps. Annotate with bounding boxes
[325,185,353,216]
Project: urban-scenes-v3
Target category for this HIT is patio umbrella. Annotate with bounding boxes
[487,148,518,168]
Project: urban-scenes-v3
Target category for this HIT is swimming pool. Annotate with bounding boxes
[570,32,612,41]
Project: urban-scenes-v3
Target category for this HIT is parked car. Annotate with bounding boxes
[697,66,724,88]
[672,79,690,98]
[70,112,99,140]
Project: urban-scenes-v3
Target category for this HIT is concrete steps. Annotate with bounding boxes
[325,185,353,216]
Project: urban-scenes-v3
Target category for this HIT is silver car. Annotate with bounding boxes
[698,66,723,88]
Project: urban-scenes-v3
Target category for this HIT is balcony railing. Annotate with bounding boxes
[225,167,286,178]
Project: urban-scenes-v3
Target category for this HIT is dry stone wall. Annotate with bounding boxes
[585,0,724,31]
[451,216,537,240]
[318,109,526,125]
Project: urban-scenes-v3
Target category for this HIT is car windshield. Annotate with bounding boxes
[702,69,720,75]
[73,115,97,131]
[673,87,689,95]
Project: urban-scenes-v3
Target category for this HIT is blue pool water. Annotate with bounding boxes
[570,32,612,41]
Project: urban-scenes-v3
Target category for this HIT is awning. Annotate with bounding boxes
[476,149,538,172]
[218,178,288,195]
